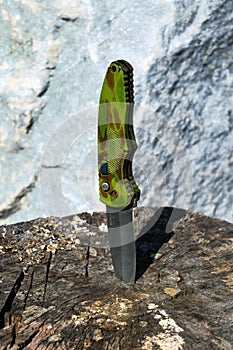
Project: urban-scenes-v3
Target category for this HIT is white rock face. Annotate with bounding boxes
[0,0,232,224]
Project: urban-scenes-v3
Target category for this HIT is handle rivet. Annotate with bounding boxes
[101,182,110,191]
[111,190,118,199]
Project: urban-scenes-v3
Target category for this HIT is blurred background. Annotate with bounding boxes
[0,0,232,224]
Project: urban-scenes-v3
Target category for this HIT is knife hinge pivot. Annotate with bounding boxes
[101,182,110,192]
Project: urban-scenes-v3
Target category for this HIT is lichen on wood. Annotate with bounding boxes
[0,207,233,349]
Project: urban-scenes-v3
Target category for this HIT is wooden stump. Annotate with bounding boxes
[0,207,233,349]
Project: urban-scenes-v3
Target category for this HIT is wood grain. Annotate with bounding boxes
[0,207,232,349]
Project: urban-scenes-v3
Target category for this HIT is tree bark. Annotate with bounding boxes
[0,207,232,350]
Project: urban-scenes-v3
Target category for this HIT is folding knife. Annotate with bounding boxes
[98,59,140,282]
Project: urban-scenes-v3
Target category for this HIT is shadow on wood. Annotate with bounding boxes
[136,207,186,280]
[0,207,233,349]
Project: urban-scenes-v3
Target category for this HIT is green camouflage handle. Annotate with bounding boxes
[98,60,140,209]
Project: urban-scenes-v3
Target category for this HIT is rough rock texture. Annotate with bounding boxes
[0,207,233,349]
[0,0,232,224]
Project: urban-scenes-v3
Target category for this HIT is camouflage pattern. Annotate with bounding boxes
[98,60,140,209]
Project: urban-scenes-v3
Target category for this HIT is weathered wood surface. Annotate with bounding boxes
[0,207,232,350]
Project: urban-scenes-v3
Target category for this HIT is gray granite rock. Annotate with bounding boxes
[0,0,232,224]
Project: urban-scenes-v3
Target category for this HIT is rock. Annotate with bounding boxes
[0,0,232,224]
[0,207,232,349]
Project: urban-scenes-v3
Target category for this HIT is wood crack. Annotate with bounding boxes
[0,208,232,349]
[18,329,40,350]
[85,237,90,278]
[0,271,25,329]
[23,269,34,311]
[42,250,53,307]
[9,323,16,348]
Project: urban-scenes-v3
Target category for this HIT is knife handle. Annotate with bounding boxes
[98,60,140,210]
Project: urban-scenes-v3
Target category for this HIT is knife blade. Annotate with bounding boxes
[98,59,140,282]
[106,207,135,282]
